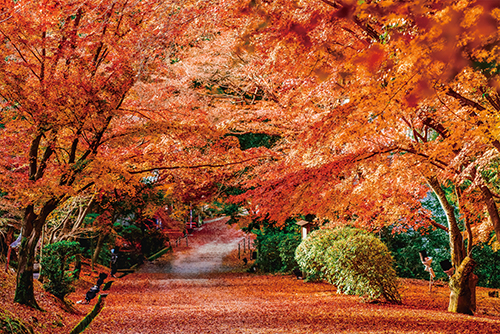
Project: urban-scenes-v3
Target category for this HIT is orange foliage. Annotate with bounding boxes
[213,0,500,247]
[2,0,500,321]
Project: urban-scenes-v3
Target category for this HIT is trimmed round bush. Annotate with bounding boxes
[295,227,369,281]
[296,227,401,303]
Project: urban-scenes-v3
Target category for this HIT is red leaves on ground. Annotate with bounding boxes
[2,219,500,333]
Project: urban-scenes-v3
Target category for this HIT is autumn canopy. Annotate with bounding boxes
[1,0,500,317]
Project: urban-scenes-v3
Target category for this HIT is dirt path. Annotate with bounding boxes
[84,219,500,334]
[139,217,245,276]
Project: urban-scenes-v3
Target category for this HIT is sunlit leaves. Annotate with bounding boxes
[212,0,500,250]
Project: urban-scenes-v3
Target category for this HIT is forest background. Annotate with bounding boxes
[1,0,500,324]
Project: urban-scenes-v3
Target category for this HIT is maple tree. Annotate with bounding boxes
[1,0,499,321]
[86,183,177,270]
[0,0,224,308]
[215,0,500,315]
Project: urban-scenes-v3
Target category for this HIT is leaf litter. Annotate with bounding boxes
[1,217,500,333]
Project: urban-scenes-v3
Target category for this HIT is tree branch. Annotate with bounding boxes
[34,135,56,181]
[395,146,449,170]
[446,88,500,152]
[421,116,450,139]
[127,156,273,174]
[446,88,484,113]
[429,219,449,233]
[456,187,473,255]
[0,28,40,80]
[319,0,342,9]
[28,133,43,181]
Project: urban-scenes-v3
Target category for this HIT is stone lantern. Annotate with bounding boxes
[296,220,311,240]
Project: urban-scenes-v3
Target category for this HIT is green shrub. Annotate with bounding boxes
[326,234,400,303]
[255,233,282,272]
[120,225,142,243]
[247,217,302,273]
[380,225,449,280]
[296,227,401,303]
[278,234,301,272]
[472,243,500,288]
[295,227,369,281]
[40,240,81,300]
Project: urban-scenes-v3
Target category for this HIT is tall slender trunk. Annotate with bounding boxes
[91,231,107,271]
[426,176,465,265]
[425,176,477,315]
[74,254,82,279]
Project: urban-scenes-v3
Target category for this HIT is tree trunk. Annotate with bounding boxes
[74,254,82,279]
[479,184,500,243]
[14,206,42,309]
[449,256,478,315]
[14,238,39,308]
[426,176,465,265]
[14,200,58,308]
[426,176,477,315]
[91,231,107,271]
